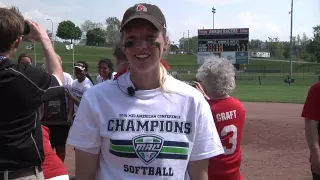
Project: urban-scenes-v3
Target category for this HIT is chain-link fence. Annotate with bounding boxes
[170,63,320,86]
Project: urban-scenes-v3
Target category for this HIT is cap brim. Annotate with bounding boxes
[74,66,85,70]
[120,14,162,32]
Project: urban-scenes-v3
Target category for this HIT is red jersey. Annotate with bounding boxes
[208,97,246,180]
[41,125,68,179]
[302,82,320,121]
[301,82,320,162]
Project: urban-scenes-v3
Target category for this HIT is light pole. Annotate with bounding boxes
[187,30,190,54]
[289,0,294,79]
[46,19,54,48]
[183,32,185,53]
[212,7,216,29]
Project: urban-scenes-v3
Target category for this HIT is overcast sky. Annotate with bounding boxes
[1,0,319,43]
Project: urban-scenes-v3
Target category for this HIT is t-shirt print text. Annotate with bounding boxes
[71,88,83,100]
[108,113,192,177]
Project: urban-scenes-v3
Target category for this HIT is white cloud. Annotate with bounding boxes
[237,12,262,33]
[0,1,7,8]
[0,0,73,34]
[173,11,285,42]
[179,17,207,32]
[235,11,284,40]
[23,9,63,23]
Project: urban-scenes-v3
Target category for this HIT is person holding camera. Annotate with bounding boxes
[0,7,64,180]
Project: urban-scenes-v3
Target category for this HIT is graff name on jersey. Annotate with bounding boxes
[124,165,174,176]
[108,119,191,134]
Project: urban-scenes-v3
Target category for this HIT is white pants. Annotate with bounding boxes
[47,175,69,180]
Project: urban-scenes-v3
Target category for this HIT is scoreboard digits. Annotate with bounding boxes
[197,28,249,64]
[198,41,248,52]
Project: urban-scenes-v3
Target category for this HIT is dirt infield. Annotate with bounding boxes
[64,102,311,180]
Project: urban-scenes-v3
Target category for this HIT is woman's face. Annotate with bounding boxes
[20,57,32,65]
[98,62,110,79]
[122,19,168,74]
[74,68,86,82]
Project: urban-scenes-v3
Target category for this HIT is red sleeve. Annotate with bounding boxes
[302,82,320,121]
[41,126,68,178]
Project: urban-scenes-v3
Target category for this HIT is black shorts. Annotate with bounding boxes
[47,125,71,148]
[313,172,320,180]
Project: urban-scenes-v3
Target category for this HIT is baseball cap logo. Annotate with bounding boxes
[136,4,147,12]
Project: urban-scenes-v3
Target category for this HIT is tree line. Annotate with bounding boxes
[54,17,120,47]
[53,17,320,62]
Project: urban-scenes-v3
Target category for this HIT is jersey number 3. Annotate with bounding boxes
[220,125,237,155]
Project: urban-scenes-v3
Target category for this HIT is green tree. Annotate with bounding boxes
[105,17,121,46]
[267,37,284,59]
[179,36,198,53]
[81,20,103,33]
[56,20,82,43]
[308,25,320,62]
[249,39,264,49]
[169,44,179,52]
[86,28,106,46]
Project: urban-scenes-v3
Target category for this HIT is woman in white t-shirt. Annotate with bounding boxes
[66,61,93,118]
[96,58,117,84]
[67,3,224,180]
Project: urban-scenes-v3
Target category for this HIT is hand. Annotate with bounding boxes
[311,155,320,174]
[65,91,72,99]
[25,20,51,43]
[67,113,74,125]
[193,81,210,100]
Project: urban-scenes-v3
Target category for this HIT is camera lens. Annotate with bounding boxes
[23,22,30,35]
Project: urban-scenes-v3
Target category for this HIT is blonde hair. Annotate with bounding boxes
[159,63,167,91]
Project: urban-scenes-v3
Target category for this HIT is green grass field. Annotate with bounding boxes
[15,42,319,104]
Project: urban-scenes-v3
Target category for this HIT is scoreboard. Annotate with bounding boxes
[197,28,249,65]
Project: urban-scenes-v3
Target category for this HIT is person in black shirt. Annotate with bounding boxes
[0,7,64,180]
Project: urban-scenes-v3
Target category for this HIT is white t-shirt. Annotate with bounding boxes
[67,72,224,180]
[96,72,117,84]
[63,72,73,111]
[70,77,93,113]
[63,72,73,87]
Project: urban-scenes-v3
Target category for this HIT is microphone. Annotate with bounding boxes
[127,86,136,97]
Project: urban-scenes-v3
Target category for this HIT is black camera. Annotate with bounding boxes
[23,22,30,35]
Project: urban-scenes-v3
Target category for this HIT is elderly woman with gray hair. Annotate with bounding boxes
[194,56,246,180]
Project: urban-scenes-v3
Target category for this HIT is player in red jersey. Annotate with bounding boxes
[302,82,320,179]
[42,125,69,180]
[195,56,246,180]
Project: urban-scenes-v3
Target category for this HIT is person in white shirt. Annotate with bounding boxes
[66,61,93,118]
[67,3,224,180]
[96,58,117,84]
